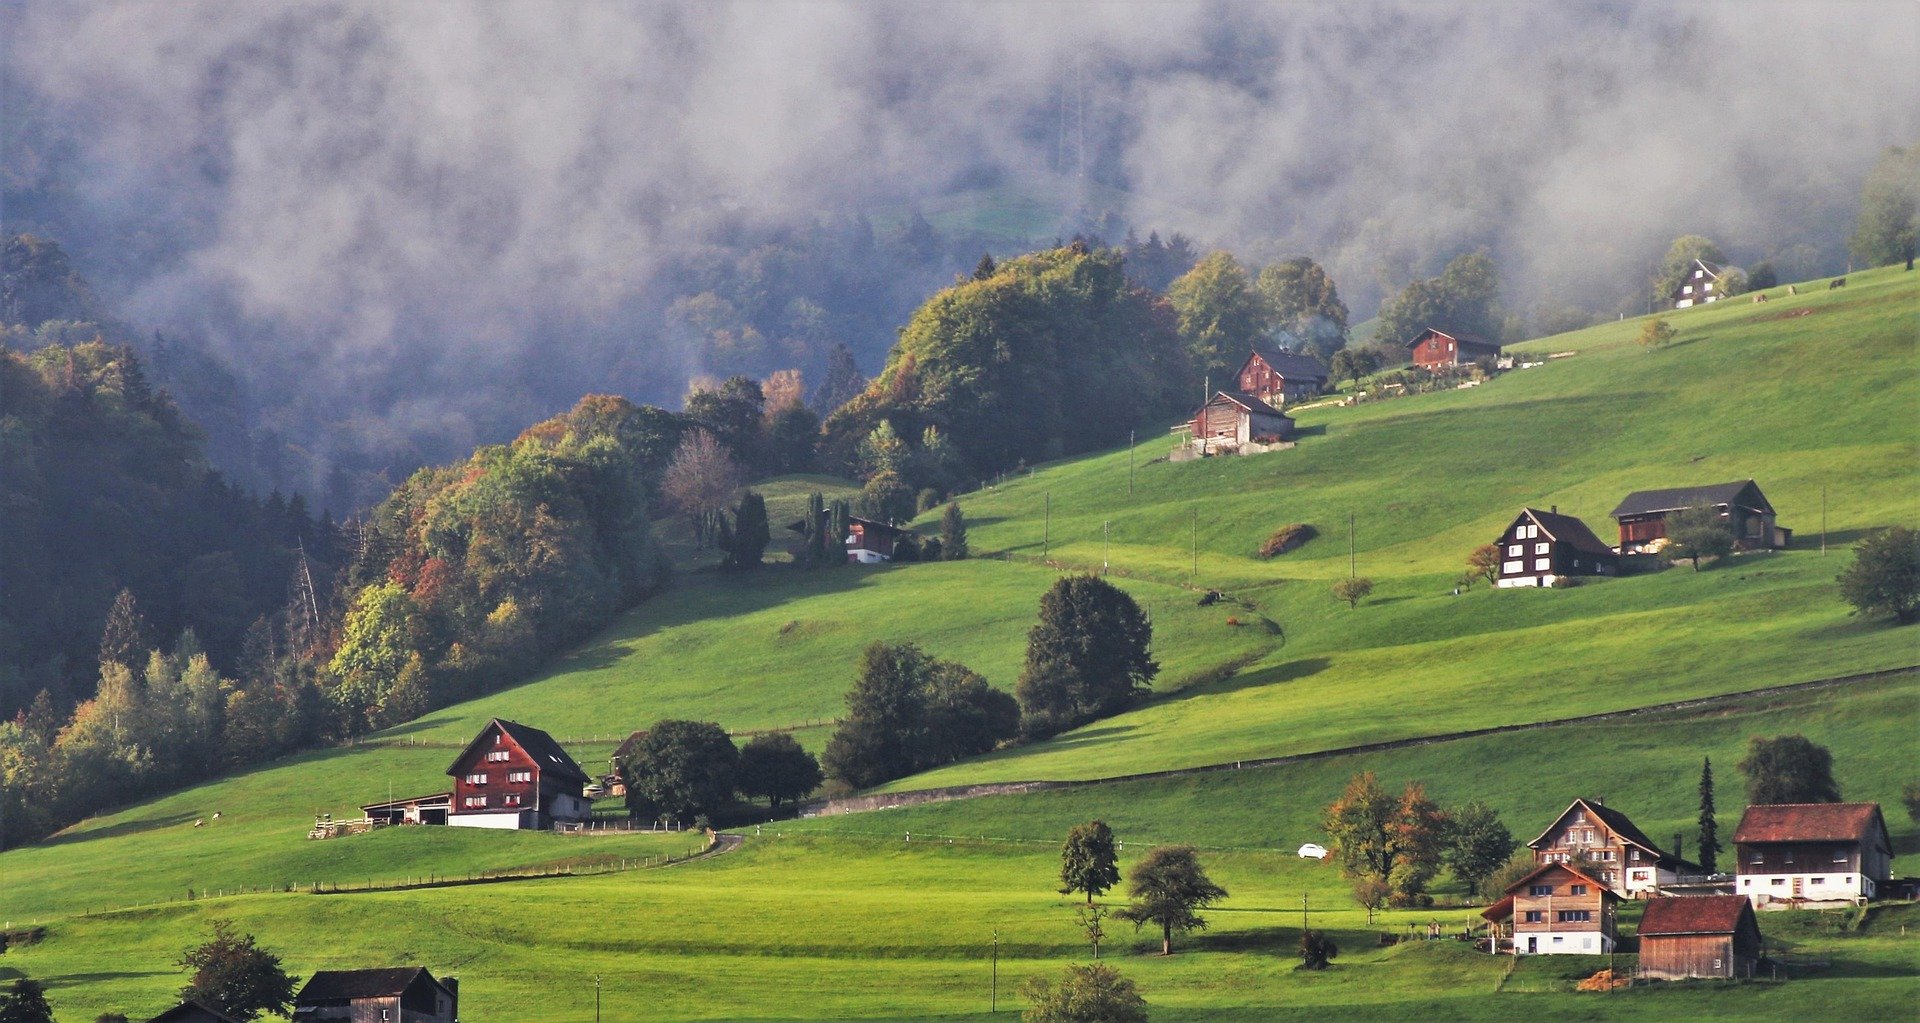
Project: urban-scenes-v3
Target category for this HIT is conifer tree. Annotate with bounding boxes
[1697,756,1720,874]
[940,502,968,560]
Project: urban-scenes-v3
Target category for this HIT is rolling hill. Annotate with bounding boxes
[2,265,1915,1021]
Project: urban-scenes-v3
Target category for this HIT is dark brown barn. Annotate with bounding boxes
[845,516,911,564]
[1610,479,1788,554]
[1636,895,1762,980]
[1734,802,1892,907]
[447,719,591,830]
[1492,509,1618,588]
[1671,258,1731,309]
[1234,347,1330,406]
[293,968,458,1023]
[145,1003,244,1023]
[1188,390,1295,453]
[1407,327,1501,371]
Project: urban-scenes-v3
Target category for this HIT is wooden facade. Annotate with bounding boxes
[1484,862,1619,955]
[1493,508,1618,588]
[845,516,909,564]
[1234,348,1329,406]
[1733,802,1892,907]
[1610,479,1787,553]
[1406,327,1501,371]
[294,968,458,1023]
[1528,798,1690,897]
[147,1003,244,1023]
[360,791,451,827]
[1189,391,1294,453]
[446,719,591,830]
[1671,259,1728,309]
[1636,895,1762,980]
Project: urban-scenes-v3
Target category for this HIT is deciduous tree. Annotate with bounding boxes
[1256,256,1349,360]
[1837,526,1920,623]
[1019,963,1146,1023]
[1637,318,1677,350]
[1739,735,1841,805]
[1849,144,1919,269]
[1444,801,1514,897]
[1466,544,1501,588]
[662,429,745,548]
[620,720,740,824]
[0,978,53,1023]
[1167,250,1271,377]
[1117,845,1227,955]
[176,920,298,1022]
[1331,577,1374,609]
[1298,930,1339,971]
[1016,576,1157,736]
[735,732,823,809]
[1663,506,1735,570]
[1059,820,1122,904]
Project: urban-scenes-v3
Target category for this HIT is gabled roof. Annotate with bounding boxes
[1637,895,1758,937]
[1515,508,1616,558]
[1502,861,1619,898]
[359,791,451,813]
[146,1002,245,1023]
[1207,390,1290,418]
[1245,346,1331,381]
[447,719,589,785]
[1733,803,1889,848]
[1609,480,1773,519]
[846,515,911,537]
[1528,798,1679,864]
[298,967,450,1002]
[1405,326,1501,352]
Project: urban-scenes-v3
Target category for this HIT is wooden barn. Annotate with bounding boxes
[1188,390,1295,454]
[1482,862,1620,955]
[1671,258,1732,309]
[293,967,458,1023]
[1528,798,1692,897]
[845,516,910,564]
[1610,480,1788,553]
[360,791,451,827]
[1636,895,1763,980]
[1734,802,1892,907]
[446,719,592,830]
[1493,508,1618,588]
[144,1003,243,1023]
[1233,347,1330,406]
[1406,327,1502,371]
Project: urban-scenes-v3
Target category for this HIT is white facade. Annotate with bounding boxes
[448,810,531,830]
[848,548,887,564]
[1738,871,1875,907]
[1621,863,1683,897]
[1517,930,1615,955]
[548,792,593,822]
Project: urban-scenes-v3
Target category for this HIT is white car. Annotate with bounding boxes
[1297,843,1329,860]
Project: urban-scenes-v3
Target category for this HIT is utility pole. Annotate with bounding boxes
[1349,512,1356,578]
[1043,491,1051,560]
[1821,483,1827,556]
[1129,429,1136,495]
[991,929,999,1012]
[1190,508,1197,584]
[594,975,602,1023]
[1103,520,1111,575]
[1302,891,1309,936]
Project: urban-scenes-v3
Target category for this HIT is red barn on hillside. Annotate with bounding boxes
[1233,347,1330,406]
[1407,327,1502,371]
[447,718,592,830]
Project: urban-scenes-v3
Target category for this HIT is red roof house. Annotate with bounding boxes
[1636,895,1763,979]
[1733,802,1892,906]
[447,719,592,830]
[1407,327,1501,371]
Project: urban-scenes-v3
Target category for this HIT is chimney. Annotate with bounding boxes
[1551,505,1558,514]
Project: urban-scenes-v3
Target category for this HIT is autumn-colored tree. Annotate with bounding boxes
[662,429,745,548]
[1465,544,1501,588]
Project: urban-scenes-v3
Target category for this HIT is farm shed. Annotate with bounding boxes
[1188,390,1295,454]
[294,967,458,1023]
[360,791,451,827]
[845,516,910,563]
[144,1002,244,1023]
[1734,802,1892,907]
[1636,895,1762,980]
[1610,479,1789,553]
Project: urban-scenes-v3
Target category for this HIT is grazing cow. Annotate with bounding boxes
[1829,277,1847,289]
[1752,293,1768,303]
[1787,284,1798,295]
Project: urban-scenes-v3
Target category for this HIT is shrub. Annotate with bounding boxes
[1258,523,1317,558]
[1331,577,1374,609]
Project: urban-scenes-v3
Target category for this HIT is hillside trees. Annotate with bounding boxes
[823,244,1192,482]
[1849,143,1919,269]
[1167,251,1270,377]
[1697,757,1721,875]
[663,429,746,547]
[940,502,969,560]
[177,920,298,1022]
[1117,845,1227,955]
[1020,963,1147,1023]
[1256,256,1349,359]
[1739,735,1841,805]
[1837,526,1920,623]
[1016,576,1158,737]
[620,720,740,824]
[1443,801,1515,897]
[0,978,54,1023]
[718,491,771,570]
[1323,772,1452,905]
[736,732,823,809]
[1059,820,1122,904]
[1373,251,1504,347]
[822,643,1017,789]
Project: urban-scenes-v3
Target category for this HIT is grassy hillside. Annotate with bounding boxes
[3,265,1916,1021]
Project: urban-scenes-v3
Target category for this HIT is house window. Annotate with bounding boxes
[1534,542,1549,554]
[1741,878,1751,887]
[464,795,487,808]
[1534,558,1551,571]
[466,773,488,785]
[1508,544,1522,556]
[1703,281,1714,292]
[488,750,510,762]
[1812,877,1826,885]
[1683,284,1693,294]
[1557,910,1591,923]
[1771,878,1785,886]
[1523,910,1544,923]
[1833,850,1848,863]
[1570,885,1588,896]
[1750,852,1763,864]
[1504,561,1523,573]
[508,770,533,783]
[1784,850,1793,864]
[1529,885,1553,897]
[504,794,523,807]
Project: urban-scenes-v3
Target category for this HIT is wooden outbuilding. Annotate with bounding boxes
[1636,895,1763,980]
[1610,479,1788,553]
[1529,798,1692,896]
[1188,390,1295,454]
[447,719,592,830]
[1734,802,1892,907]
[1407,327,1502,371]
[144,1002,244,1023]
[360,791,451,827]
[845,516,910,564]
[1483,861,1620,955]
[293,967,458,1023]
[1234,347,1330,406]
[1493,508,1618,588]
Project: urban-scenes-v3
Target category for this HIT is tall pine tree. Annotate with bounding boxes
[1697,756,1721,874]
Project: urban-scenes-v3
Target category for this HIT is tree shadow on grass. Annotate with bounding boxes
[42,811,201,849]
[1161,657,1330,704]
[1036,723,1140,754]
[44,970,173,990]
[1193,925,1297,953]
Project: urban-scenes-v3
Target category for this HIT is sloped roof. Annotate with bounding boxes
[846,515,911,537]
[1247,346,1331,381]
[1519,508,1616,558]
[1638,895,1756,937]
[1208,390,1290,418]
[447,719,589,785]
[1528,798,1686,866]
[1406,326,1501,351]
[359,791,451,813]
[298,967,447,1001]
[1502,861,1618,898]
[1733,803,1888,847]
[147,1002,244,1023]
[1610,480,1772,519]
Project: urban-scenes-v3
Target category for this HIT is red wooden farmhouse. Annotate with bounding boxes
[446,718,593,830]
[1233,346,1330,406]
[1407,327,1502,371]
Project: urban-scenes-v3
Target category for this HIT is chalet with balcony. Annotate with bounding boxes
[1234,347,1330,406]
[1407,327,1502,371]
[1188,390,1295,454]
[1610,479,1788,554]
[293,968,458,1023]
[1529,798,1693,897]
[1482,862,1619,955]
[1636,894,1763,980]
[1493,508,1618,588]
[1734,802,1892,908]
[447,719,591,830]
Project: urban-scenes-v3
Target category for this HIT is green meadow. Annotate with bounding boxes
[2,265,1916,1020]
